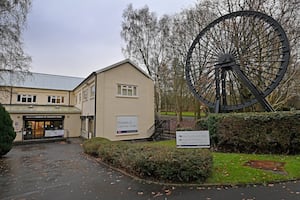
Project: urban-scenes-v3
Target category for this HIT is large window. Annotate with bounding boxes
[48,96,65,104]
[117,84,137,97]
[17,94,36,103]
[23,117,64,140]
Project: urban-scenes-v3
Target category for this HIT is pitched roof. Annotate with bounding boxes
[0,71,84,91]
[74,59,152,90]
[95,59,151,79]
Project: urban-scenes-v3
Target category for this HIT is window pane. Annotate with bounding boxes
[128,89,132,96]
[33,96,36,102]
[61,96,64,103]
[122,88,127,95]
[22,95,26,102]
[17,95,21,102]
[117,85,121,95]
[48,96,51,103]
[90,85,95,97]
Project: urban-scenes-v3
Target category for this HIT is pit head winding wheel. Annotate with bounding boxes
[185,11,290,112]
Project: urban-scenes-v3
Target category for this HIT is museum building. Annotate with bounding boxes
[0,59,155,142]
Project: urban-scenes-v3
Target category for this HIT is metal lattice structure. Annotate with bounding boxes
[185,11,290,112]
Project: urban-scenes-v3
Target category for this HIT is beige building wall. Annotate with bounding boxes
[0,87,10,104]
[0,87,72,106]
[95,62,154,141]
[1,86,81,142]
[73,76,96,138]
[62,113,81,137]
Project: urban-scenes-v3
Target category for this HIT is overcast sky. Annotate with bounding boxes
[23,0,196,78]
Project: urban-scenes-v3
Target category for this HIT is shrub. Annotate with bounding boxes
[82,137,110,155]
[196,111,300,154]
[83,138,213,183]
[0,104,15,157]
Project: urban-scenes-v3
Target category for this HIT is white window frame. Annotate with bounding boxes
[82,89,88,101]
[17,94,37,103]
[47,96,65,104]
[117,84,138,97]
[78,92,82,103]
[90,84,95,98]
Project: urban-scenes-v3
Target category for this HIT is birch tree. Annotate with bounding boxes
[0,0,31,77]
[121,4,171,113]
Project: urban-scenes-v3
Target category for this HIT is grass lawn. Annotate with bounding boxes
[142,140,300,185]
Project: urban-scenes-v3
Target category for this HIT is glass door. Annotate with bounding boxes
[34,121,44,139]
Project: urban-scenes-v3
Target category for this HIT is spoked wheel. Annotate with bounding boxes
[185,10,290,112]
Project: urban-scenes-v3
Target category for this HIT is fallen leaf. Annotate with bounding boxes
[153,192,163,197]
[165,189,172,195]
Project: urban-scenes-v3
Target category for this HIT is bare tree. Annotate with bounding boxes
[121,4,172,113]
[0,0,31,78]
[165,1,216,120]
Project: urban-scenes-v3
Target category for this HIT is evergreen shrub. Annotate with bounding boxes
[0,104,15,157]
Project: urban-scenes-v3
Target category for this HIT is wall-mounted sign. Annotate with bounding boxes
[176,131,210,148]
[116,116,138,134]
[23,115,65,119]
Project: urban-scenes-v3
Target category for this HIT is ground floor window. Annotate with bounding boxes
[23,116,64,140]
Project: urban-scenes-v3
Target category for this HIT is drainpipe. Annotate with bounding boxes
[10,86,13,105]
[94,72,97,138]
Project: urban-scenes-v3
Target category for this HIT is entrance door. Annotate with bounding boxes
[24,121,45,139]
[34,121,44,139]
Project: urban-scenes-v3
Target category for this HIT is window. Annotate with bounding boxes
[90,85,95,98]
[78,93,82,103]
[48,96,65,104]
[17,94,37,103]
[117,84,137,97]
[83,89,88,101]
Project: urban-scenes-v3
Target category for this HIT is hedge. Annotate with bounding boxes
[196,111,300,154]
[83,138,213,183]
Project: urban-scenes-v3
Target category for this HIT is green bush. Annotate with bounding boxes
[0,104,15,157]
[83,137,110,155]
[196,112,300,154]
[83,138,213,183]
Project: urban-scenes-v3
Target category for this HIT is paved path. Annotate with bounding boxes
[0,139,299,200]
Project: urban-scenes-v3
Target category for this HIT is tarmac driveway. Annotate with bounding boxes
[0,138,299,200]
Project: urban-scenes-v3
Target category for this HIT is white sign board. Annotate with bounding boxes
[45,129,64,137]
[116,116,138,134]
[176,131,210,148]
